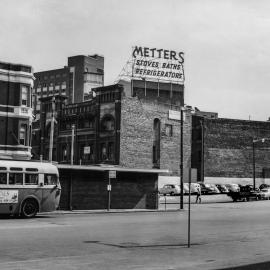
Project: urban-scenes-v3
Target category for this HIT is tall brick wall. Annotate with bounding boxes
[119,95,191,175]
[204,118,270,180]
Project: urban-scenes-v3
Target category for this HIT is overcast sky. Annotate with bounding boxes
[1,0,270,121]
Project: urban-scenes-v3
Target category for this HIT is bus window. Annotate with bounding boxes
[9,173,23,185]
[0,173,7,184]
[25,174,38,185]
[44,174,58,185]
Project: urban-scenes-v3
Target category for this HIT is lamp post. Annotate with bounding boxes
[252,140,256,190]
[252,138,267,189]
[180,108,184,209]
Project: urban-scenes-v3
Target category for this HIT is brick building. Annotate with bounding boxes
[0,61,34,160]
[192,115,270,187]
[57,84,122,165]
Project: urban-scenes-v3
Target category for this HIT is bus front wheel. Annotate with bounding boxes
[21,199,39,218]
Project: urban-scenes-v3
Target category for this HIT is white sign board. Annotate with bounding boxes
[84,146,91,154]
[0,190,18,203]
[168,110,186,121]
[132,46,184,83]
[109,170,116,179]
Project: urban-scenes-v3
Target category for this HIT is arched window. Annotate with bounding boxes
[101,115,115,131]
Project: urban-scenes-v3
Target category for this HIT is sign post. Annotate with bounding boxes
[184,168,197,248]
[107,170,116,211]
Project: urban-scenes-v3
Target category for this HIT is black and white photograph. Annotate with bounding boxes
[1,1,270,269]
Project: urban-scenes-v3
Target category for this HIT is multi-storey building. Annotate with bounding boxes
[0,61,34,160]
[35,78,186,171]
[32,55,104,122]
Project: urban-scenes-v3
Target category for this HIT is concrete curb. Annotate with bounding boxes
[39,208,183,215]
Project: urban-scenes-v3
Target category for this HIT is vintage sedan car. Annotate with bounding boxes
[259,184,270,190]
[225,184,240,193]
[216,184,229,193]
[258,188,270,200]
[198,183,216,194]
[227,185,260,202]
[159,184,181,196]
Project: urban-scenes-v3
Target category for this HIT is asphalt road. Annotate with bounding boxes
[1,200,270,269]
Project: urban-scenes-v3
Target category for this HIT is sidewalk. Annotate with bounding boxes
[40,208,181,215]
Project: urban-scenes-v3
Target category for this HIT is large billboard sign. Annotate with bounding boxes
[132,46,184,84]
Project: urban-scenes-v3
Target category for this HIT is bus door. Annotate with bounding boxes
[41,173,61,212]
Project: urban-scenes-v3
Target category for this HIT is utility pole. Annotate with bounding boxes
[49,97,55,162]
[180,108,184,209]
[71,124,75,165]
[252,140,255,189]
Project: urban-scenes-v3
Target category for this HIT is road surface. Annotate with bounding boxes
[1,200,270,269]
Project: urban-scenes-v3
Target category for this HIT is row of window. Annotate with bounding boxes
[59,141,115,163]
[36,73,67,81]
[0,173,57,185]
[60,117,115,131]
[35,81,67,91]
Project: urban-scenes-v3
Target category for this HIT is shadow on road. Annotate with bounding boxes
[218,260,270,270]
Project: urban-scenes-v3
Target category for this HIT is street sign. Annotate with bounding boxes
[107,184,111,191]
[109,170,116,179]
[84,146,90,154]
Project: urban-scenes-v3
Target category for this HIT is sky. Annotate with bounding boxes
[1,0,270,121]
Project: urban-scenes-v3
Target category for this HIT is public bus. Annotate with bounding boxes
[0,160,61,218]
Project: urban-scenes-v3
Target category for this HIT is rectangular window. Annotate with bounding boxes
[21,85,29,106]
[9,173,23,185]
[165,124,173,137]
[61,82,66,89]
[25,174,38,185]
[108,142,114,160]
[20,124,27,145]
[0,173,7,184]
[44,174,58,185]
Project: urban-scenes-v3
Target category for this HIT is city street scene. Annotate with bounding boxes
[1,0,270,269]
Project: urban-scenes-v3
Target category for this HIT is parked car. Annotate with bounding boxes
[209,184,221,194]
[227,185,260,202]
[190,183,201,194]
[258,188,270,200]
[225,184,240,193]
[183,183,189,194]
[259,184,270,190]
[198,183,216,194]
[216,184,229,193]
[159,184,180,196]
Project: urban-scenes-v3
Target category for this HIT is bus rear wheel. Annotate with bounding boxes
[21,199,38,218]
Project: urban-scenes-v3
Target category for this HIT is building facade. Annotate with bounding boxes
[32,55,104,122]
[0,61,34,160]
[57,84,122,165]
[192,115,270,186]
[33,79,188,174]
